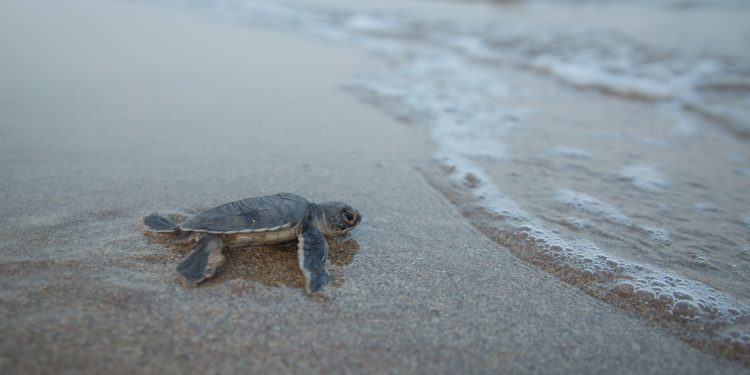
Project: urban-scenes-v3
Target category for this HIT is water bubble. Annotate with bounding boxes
[549,245,563,252]
[672,300,699,317]
[612,281,635,295]
[672,291,693,301]
[657,293,675,305]
[635,289,657,301]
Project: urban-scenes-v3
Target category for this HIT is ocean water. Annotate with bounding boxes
[146,0,750,360]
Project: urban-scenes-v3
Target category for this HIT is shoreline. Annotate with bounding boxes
[421,166,750,365]
[1,0,748,373]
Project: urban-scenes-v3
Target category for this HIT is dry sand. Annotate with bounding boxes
[0,0,746,373]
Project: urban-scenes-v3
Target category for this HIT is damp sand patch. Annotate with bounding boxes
[143,226,359,291]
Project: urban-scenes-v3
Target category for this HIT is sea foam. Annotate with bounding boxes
[618,165,666,193]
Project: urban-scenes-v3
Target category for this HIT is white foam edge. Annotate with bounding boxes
[438,153,749,323]
[529,56,675,100]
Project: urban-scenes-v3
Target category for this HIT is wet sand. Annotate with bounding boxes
[0,0,747,373]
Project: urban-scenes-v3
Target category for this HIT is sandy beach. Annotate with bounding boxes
[0,0,748,373]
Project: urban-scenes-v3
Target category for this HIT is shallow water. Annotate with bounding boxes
[147,0,750,360]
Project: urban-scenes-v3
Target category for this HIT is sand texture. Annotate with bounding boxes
[0,0,746,373]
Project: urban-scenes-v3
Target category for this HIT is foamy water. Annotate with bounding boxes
[146,0,750,359]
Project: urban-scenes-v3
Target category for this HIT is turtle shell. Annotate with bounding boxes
[180,193,310,234]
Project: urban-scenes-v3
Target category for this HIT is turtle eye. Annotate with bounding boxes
[343,210,355,223]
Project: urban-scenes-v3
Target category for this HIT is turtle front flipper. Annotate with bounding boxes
[297,225,330,293]
[176,234,225,284]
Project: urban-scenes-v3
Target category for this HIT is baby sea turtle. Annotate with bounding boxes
[142,193,361,293]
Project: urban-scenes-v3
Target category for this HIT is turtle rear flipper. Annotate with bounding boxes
[297,225,330,293]
[142,212,180,233]
[176,234,225,284]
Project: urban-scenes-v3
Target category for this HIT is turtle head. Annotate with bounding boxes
[313,202,362,236]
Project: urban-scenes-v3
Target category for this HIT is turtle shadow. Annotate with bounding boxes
[144,233,359,290]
